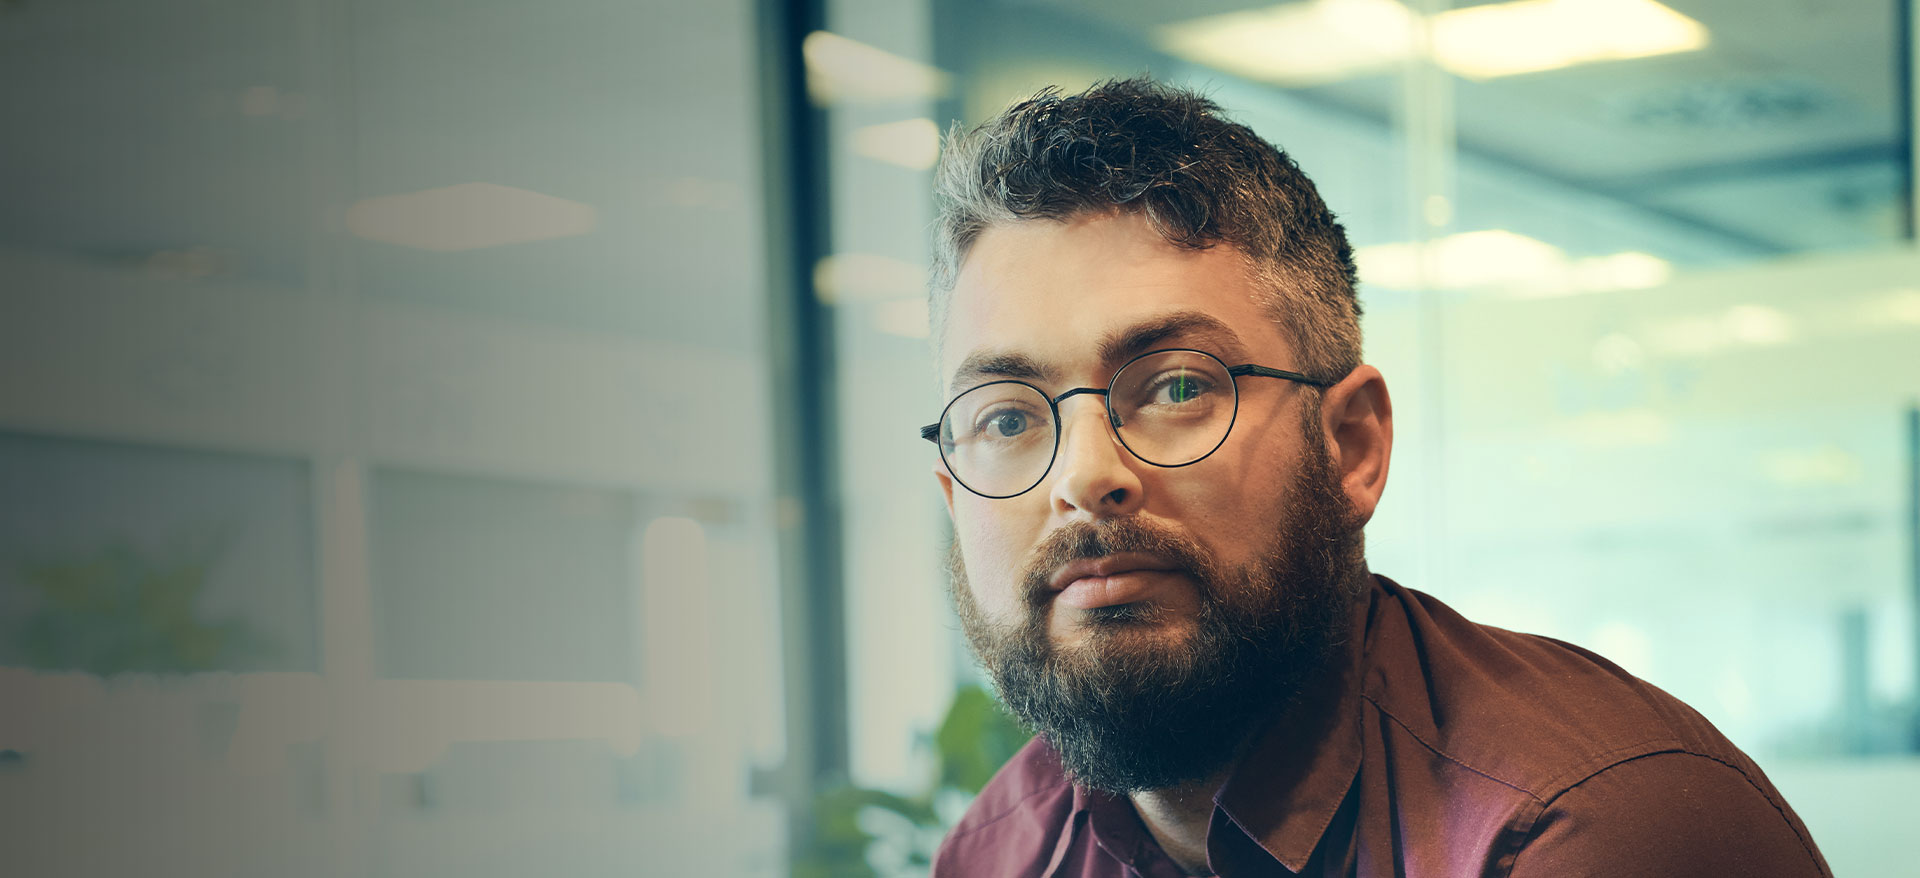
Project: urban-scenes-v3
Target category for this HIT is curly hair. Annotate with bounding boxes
[931,78,1361,381]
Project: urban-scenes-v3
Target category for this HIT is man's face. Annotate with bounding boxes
[935,211,1364,792]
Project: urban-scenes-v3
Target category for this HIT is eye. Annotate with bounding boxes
[1148,371,1215,405]
[978,408,1033,438]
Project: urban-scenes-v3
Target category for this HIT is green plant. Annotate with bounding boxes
[11,538,264,675]
[794,682,1031,878]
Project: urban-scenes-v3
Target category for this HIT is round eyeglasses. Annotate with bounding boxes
[920,349,1333,499]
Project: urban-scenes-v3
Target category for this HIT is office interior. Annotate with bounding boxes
[0,0,1916,875]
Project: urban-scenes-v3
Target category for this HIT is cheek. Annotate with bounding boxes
[1155,456,1287,562]
[952,501,1037,620]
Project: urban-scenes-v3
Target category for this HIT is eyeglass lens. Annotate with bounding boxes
[937,350,1238,498]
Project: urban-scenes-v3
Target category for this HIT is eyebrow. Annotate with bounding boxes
[947,310,1252,394]
[948,351,1054,394]
[1095,311,1249,369]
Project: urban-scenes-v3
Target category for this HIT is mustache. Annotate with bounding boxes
[1017,518,1217,607]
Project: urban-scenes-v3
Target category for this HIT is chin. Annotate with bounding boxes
[1054,604,1198,653]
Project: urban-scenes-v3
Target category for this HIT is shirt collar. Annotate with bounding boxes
[1209,576,1376,873]
[1069,782,1195,878]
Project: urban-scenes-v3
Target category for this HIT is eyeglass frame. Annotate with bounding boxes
[919,347,1336,499]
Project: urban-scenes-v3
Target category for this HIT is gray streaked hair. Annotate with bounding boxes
[930,78,1361,382]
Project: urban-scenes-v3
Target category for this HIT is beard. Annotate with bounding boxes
[949,431,1363,795]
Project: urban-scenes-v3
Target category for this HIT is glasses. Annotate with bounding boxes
[921,348,1333,499]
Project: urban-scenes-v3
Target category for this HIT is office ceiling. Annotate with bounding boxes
[0,0,1906,303]
[1025,0,1910,253]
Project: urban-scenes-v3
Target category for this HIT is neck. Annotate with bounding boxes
[1130,769,1230,876]
[1125,592,1364,878]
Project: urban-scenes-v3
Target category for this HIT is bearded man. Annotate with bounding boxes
[923,79,1829,877]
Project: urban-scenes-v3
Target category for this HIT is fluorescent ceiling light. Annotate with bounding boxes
[1560,408,1670,447]
[804,31,950,103]
[852,117,941,170]
[1158,0,1417,87]
[1760,447,1861,487]
[1647,304,1795,356]
[1158,0,1707,85]
[1862,288,1920,326]
[1356,229,1564,291]
[813,252,924,305]
[1567,251,1672,292]
[345,183,596,252]
[1722,304,1793,346]
[1358,231,1672,296]
[1433,0,1709,80]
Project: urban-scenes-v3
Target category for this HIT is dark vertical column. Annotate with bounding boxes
[753,0,850,867]
[1896,0,1914,240]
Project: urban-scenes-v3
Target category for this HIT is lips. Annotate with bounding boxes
[1048,553,1186,610]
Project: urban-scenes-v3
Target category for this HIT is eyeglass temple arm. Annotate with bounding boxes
[1227,364,1336,388]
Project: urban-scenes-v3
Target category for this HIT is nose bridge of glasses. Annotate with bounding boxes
[1050,385,1123,430]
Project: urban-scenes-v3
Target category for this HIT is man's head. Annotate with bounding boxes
[928,79,1394,794]
[931,78,1363,381]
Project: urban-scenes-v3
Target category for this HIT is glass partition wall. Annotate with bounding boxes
[1,1,788,875]
[814,1,1920,875]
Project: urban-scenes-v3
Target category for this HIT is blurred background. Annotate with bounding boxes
[0,0,1915,875]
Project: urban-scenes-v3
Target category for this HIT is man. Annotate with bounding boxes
[923,79,1829,877]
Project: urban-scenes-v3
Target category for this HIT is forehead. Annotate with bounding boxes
[939,212,1288,389]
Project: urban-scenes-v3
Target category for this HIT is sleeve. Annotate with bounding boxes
[1507,751,1830,878]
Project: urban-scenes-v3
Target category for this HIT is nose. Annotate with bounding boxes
[1046,395,1146,518]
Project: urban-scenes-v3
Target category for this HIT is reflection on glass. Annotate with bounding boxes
[0,431,317,674]
[817,0,1918,874]
[1,0,785,875]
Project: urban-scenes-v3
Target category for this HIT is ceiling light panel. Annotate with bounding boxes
[1157,0,1709,85]
[1434,0,1710,80]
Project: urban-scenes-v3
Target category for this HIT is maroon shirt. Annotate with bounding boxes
[934,575,1829,877]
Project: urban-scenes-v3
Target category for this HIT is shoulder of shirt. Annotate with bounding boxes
[1360,575,1773,804]
[1508,750,1831,876]
[934,736,1079,876]
[942,734,1075,842]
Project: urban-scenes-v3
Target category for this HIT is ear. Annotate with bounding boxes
[935,462,957,520]
[1318,364,1392,525]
